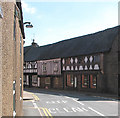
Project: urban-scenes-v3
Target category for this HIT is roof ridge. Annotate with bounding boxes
[36,25,120,48]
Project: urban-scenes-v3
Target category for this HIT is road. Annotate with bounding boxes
[23,88,119,118]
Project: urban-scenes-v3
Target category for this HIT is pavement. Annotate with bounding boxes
[23,91,34,100]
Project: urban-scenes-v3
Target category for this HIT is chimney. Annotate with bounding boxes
[31,39,39,47]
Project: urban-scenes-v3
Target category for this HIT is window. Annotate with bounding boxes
[74,76,77,88]
[66,74,73,87]
[32,75,38,87]
[42,63,47,72]
[82,75,89,88]
[13,81,16,117]
[90,75,97,89]
[24,75,26,83]
[54,77,59,84]
[54,62,58,72]
[20,35,22,55]
[45,77,50,84]
[0,6,3,18]
[13,15,16,40]
[20,78,22,100]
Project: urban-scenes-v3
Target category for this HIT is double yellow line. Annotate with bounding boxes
[40,107,53,118]
[32,94,39,101]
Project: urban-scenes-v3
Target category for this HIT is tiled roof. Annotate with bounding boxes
[24,25,119,62]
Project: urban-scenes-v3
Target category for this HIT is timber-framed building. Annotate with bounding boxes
[24,26,120,96]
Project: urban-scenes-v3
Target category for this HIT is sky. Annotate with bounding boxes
[22,0,119,47]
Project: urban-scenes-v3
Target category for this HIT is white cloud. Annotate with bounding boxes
[22,1,36,14]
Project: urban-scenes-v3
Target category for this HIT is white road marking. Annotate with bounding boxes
[48,108,57,114]
[72,98,84,106]
[62,100,67,103]
[81,107,88,111]
[63,108,73,112]
[71,107,83,112]
[48,107,88,114]
[56,108,65,113]
[32,100,43,117]
[46,100,67,104]
[56,101,60,103]
[33,102,37,108]
[88,107,105,116]
[51,101,55,103]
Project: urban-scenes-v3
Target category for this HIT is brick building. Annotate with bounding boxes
[24,26,120,96]
[0,1,25,117]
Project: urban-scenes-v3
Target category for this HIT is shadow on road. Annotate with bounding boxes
[24,87,119,102]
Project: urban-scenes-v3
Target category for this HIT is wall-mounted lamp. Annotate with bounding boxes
[23,22,33,45]
[24,22,33,28]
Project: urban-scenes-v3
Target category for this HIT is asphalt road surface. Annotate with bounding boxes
[23,88,119,118]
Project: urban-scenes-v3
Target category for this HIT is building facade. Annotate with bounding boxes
[37,58,63,89]
[0,1,24,117]
[24,26,119,97]
[62,54,103,91]
[24,61,37,87]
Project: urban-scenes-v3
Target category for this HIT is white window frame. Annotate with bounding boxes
[0,6,3,18]
[20,78,22,100]
[13,81,16,118]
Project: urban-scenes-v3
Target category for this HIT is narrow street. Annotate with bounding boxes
[23,88,119,117]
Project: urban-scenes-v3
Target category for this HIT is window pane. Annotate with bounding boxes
[45,77,50,84]
[82,75,89,88]
[20,35,22,55]
[55,77,59,84]
[74,76,77,88]
[13,81,16,112]
[67,74,73,87]
[20,78,22,97]
[54,62,58,72]
[42,63,47,72]
[90,75,97,89]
